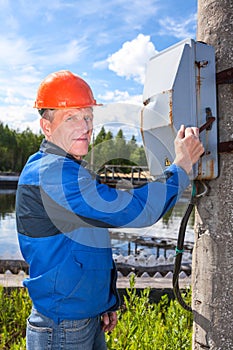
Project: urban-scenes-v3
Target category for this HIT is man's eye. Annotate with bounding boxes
[65,116,73,122]
[84,116,93,122]
[65,115,93,123]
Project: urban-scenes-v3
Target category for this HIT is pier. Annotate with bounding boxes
[0,166,150,190]
[0,173,19,189]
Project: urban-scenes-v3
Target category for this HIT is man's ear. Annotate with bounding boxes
[40,118,51,137]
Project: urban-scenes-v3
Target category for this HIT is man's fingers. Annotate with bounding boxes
[192,127,199,137]
[101,312,117,332]
[174,124,204,174]
[177,124,185,139]
[185,126,199,138]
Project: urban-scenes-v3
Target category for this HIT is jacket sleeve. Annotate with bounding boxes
[41,158,190,229]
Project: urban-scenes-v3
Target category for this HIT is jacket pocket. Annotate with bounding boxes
[54,249,115,317]
[55,249,113,297]
[24,265,58,311]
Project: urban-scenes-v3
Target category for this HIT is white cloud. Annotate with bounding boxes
[0,66,40,111]
[106,34,158,84]
[0,35,41,99]
[93,103,142,134]
[0,36,33,67]
[38,39,87,67]
[0,0,197,135]
[0,33,87,132]
[116,0,159,29]
[0,105,41,133]
[93,60,109,70]
[159,14,197,39]
[3,89,20,105]
[0,31,86,71]
[98,90,142,105]
[94,88,144,136]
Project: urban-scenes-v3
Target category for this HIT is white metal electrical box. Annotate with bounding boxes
[141,38,218,179]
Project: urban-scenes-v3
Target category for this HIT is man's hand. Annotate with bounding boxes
[173,125,204,174]
[101,311,117,332]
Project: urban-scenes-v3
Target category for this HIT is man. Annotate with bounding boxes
[16,70,204,349]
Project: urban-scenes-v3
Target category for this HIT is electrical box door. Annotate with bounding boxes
[141,38,218,179]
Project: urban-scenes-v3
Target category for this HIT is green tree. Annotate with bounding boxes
[111,129,130,166]
[105,130,113,141]
[0,121,43,173]
[94,126,106,145]
[130,145,147,166]
[0,123,17,171]
[15,128,43,172]
[85,127,148,172]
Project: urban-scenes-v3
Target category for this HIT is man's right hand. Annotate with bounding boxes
[173,124,205,174]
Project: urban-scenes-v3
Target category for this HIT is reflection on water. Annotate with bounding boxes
[0,190,194,260]
[110,203,194,257]
[0,190,16,218]
[0,191,22,259]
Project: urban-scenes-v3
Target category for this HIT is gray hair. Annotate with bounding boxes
[39,109,56,122]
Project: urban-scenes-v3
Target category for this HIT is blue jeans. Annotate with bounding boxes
[26,308,107,350]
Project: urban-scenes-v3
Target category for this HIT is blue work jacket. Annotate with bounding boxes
[16,140,190,323]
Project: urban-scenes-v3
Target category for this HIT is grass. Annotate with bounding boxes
[0,276,193,349]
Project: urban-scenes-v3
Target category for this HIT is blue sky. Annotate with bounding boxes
[0,0,197,139]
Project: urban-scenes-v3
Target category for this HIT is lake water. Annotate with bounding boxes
[0,189,194,261]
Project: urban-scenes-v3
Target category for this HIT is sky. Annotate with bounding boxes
[0,0,197,140]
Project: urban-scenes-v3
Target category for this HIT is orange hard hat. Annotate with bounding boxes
[34,70,99,110]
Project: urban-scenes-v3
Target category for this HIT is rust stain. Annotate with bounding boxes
[197,159,202,180]
[209,159,214,179]
[143,98,150,106]
[143,89,174,126]
[169,91,173,125]
[196,62,201,98]
[140,107,146,146]
[195,61,208,127]
[196,159,215,180]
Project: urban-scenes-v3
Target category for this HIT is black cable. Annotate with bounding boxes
[172,201,195,312]
[172,120,215,311]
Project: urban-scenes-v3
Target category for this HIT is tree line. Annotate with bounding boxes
[0,123,147,173]
[0,123,43,173]
[87,126,147,172]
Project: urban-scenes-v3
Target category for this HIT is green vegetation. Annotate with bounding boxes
[106,276,193,349]
[0,286,31,349]
[0,123,43,173]
[0,279,193,349]
[0,193,16,218]
[86,127,147,172]
[0,123,146,173]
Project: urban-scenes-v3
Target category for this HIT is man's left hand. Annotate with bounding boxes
[101,311,118,332]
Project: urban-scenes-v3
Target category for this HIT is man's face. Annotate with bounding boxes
[41,108,93,159]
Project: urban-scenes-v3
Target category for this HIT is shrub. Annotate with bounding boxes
[0,279,193,349]
[0,286,31,349]
[106,276,193,349]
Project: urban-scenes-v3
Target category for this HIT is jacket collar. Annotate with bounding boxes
[40,139,87,166]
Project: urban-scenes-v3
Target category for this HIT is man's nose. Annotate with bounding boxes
[76,117,90,131]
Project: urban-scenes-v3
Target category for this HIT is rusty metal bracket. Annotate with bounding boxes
[216,67,233,84]
[215,68,233,153]
[198,117,233,153]
[199,116,215,133]
[218,141,233,153]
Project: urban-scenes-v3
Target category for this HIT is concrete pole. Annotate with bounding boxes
[192,0,233,349]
